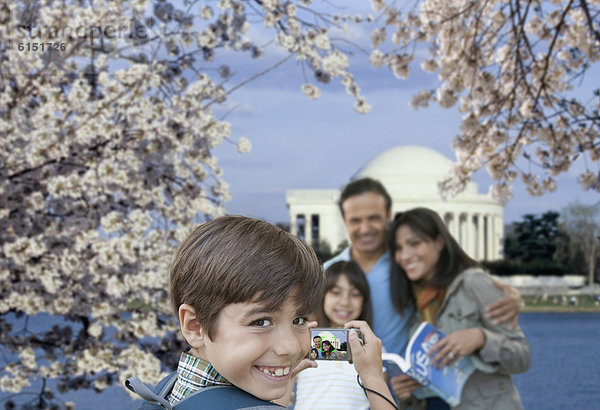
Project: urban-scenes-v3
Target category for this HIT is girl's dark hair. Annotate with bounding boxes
[315,261,373,327]
[387,207,479,314]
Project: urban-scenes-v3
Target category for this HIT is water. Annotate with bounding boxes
[2,312,599,409]
[513,312,600,409]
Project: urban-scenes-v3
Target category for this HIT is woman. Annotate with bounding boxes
[321,340,341,360]
[388,207,531,409]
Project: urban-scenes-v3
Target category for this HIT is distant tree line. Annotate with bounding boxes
[276,223,345,265]
[483,203,600,285]
[310,239,349,265]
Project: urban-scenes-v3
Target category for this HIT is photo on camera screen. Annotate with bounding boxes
[309,328,357,361]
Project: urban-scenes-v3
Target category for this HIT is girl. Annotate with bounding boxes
[292,260,373,409]
[388,208,531,409]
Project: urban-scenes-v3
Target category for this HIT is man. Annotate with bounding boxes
[324,178,520,400]
[325,178,410,354]
[312,335,325,359]
[313,335,322,350]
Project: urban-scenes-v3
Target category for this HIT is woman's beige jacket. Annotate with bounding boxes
[414,268,531,409]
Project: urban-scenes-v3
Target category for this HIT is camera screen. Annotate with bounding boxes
[310,328,351,361]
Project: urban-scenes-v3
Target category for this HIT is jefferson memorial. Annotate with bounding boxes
[286,145,504,261]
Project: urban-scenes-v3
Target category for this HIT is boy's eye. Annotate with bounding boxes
[293,317,308,326]
[251,318,272,327]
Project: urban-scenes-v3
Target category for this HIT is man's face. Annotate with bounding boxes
[313,336,321,348]
[341,191,391,256]
[198,299,310,401]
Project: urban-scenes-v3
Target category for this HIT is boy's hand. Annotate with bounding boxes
[485,279,521,329]
[344,320,382,380]
[345,320,396,409]
[291,357,317,378]
[291,320,318,378]
[390,374,421,399]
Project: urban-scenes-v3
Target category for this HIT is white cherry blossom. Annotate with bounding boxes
[370,0,600,199]
[2,1,373,404]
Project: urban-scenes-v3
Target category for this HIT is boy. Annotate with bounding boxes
[126,216,395,409]
[127,215,324,408]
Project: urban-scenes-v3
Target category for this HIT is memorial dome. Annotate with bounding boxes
[354,145,477,196]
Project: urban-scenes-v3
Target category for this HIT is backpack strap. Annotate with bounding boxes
[126,372,177,409]
[126,373,283,410]
[174,385,283,410]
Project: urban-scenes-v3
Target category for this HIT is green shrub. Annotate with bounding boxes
[481,259,571,276]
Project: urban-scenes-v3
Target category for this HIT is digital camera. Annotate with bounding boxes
[309,328,363,361]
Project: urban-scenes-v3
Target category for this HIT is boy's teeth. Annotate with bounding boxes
[259,367,291,377]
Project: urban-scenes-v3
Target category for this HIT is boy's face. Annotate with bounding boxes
[198,299,310,401]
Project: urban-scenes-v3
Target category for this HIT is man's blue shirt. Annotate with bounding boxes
[324,247,414,355]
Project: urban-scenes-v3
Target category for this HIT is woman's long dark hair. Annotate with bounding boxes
[315,260,373,327]
[387,207,479,314]
[321,340,333,358]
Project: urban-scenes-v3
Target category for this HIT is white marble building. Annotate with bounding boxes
[286,145,504,261]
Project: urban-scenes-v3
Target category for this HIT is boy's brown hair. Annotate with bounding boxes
[170,215,324,340]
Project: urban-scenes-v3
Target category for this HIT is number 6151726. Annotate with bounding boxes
[17,42,67,52]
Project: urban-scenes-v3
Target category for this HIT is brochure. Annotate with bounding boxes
[382,322,475,406]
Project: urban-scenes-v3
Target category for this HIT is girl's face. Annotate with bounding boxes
[394,224,444,282]
[323,274,364,327]
[322,342,331,352]
[310,350,318,359]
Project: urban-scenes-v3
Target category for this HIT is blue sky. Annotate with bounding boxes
[212,2,600,225]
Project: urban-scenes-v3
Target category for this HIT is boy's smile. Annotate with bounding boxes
[192,299,309,401]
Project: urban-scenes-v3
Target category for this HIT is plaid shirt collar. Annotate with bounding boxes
[168,351,230,404]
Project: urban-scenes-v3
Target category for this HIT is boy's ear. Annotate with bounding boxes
[179,304,206,349]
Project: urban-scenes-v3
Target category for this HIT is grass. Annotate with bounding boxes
[521,294,600,312]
